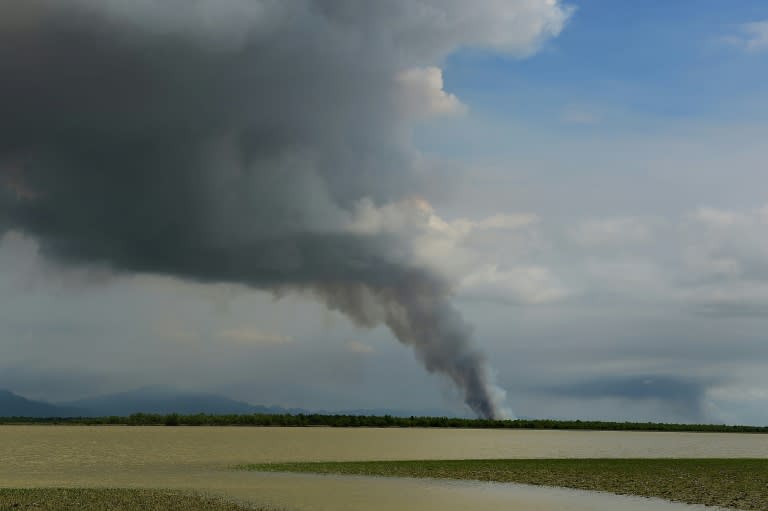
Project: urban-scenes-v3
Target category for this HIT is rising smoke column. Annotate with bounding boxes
[309,273,508,419]
[0,0,569,418]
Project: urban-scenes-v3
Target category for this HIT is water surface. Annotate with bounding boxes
[2,426,755,510]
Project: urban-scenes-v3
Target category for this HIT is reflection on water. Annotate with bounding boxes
[200,473,723,511]
[1,426,754,510]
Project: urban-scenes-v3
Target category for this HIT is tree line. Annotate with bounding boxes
[1,413,767,432]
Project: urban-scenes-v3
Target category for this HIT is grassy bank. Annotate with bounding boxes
[0,488,271,511]
[2,414,768,433]
[242,458,768,510]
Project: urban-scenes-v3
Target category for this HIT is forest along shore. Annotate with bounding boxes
[2,414,768,432]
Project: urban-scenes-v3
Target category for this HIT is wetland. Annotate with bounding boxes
[2,426,767,510]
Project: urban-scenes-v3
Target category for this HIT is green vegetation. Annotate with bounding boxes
[0,488,273,511]
[1,413,767,432]
[242,458,768,510]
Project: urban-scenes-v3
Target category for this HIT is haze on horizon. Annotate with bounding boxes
[2,0,768,425]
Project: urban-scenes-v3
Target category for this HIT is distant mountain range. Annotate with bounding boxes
[0,386,462,418]
[0,386,300,417]
[0,390,86,417]
[57,385,301,416]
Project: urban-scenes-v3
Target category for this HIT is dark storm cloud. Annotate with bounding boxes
[0,0,567,418]
[540,375,712,420]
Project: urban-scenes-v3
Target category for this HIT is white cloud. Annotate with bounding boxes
[397,67,467,118]
[346,197,433,236]
[566,206,768,316]
[428,0,574,57]
[474,213,540,231]
[723,21,768,53]
[679,205,768,314]
[739,21,768,52]
[683,205,768,283]
[347,197,565,305]
[459,264,569,304]
[691,207,749,229]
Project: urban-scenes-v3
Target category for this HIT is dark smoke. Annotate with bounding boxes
[309,276,506,419]
[0,0,568,418]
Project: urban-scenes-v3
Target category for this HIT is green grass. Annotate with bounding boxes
[241,458,768,510]
[0,488,274,511]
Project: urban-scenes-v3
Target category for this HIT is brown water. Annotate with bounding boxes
[3,426,759,510]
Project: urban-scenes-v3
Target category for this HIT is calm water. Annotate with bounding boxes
[3,426,761,510]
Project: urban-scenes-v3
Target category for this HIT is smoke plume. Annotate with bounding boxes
[0,0,569,418]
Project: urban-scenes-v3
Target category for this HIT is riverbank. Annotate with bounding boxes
[242,458,768,510]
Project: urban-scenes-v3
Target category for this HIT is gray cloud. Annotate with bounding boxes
[0,0,569,418]
[0,366,117,402]
[538,375,713,422]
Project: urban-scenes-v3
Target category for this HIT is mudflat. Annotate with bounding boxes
[2,425,767,475]
[2,426,764,511]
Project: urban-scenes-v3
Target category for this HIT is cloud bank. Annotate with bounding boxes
[0,0,570,418]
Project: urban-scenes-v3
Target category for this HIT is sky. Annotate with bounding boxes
[2,0,768,424]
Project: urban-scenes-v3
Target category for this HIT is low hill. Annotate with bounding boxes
[3,385,462,418]
[0,390,84,417]
[58,386,274,416]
